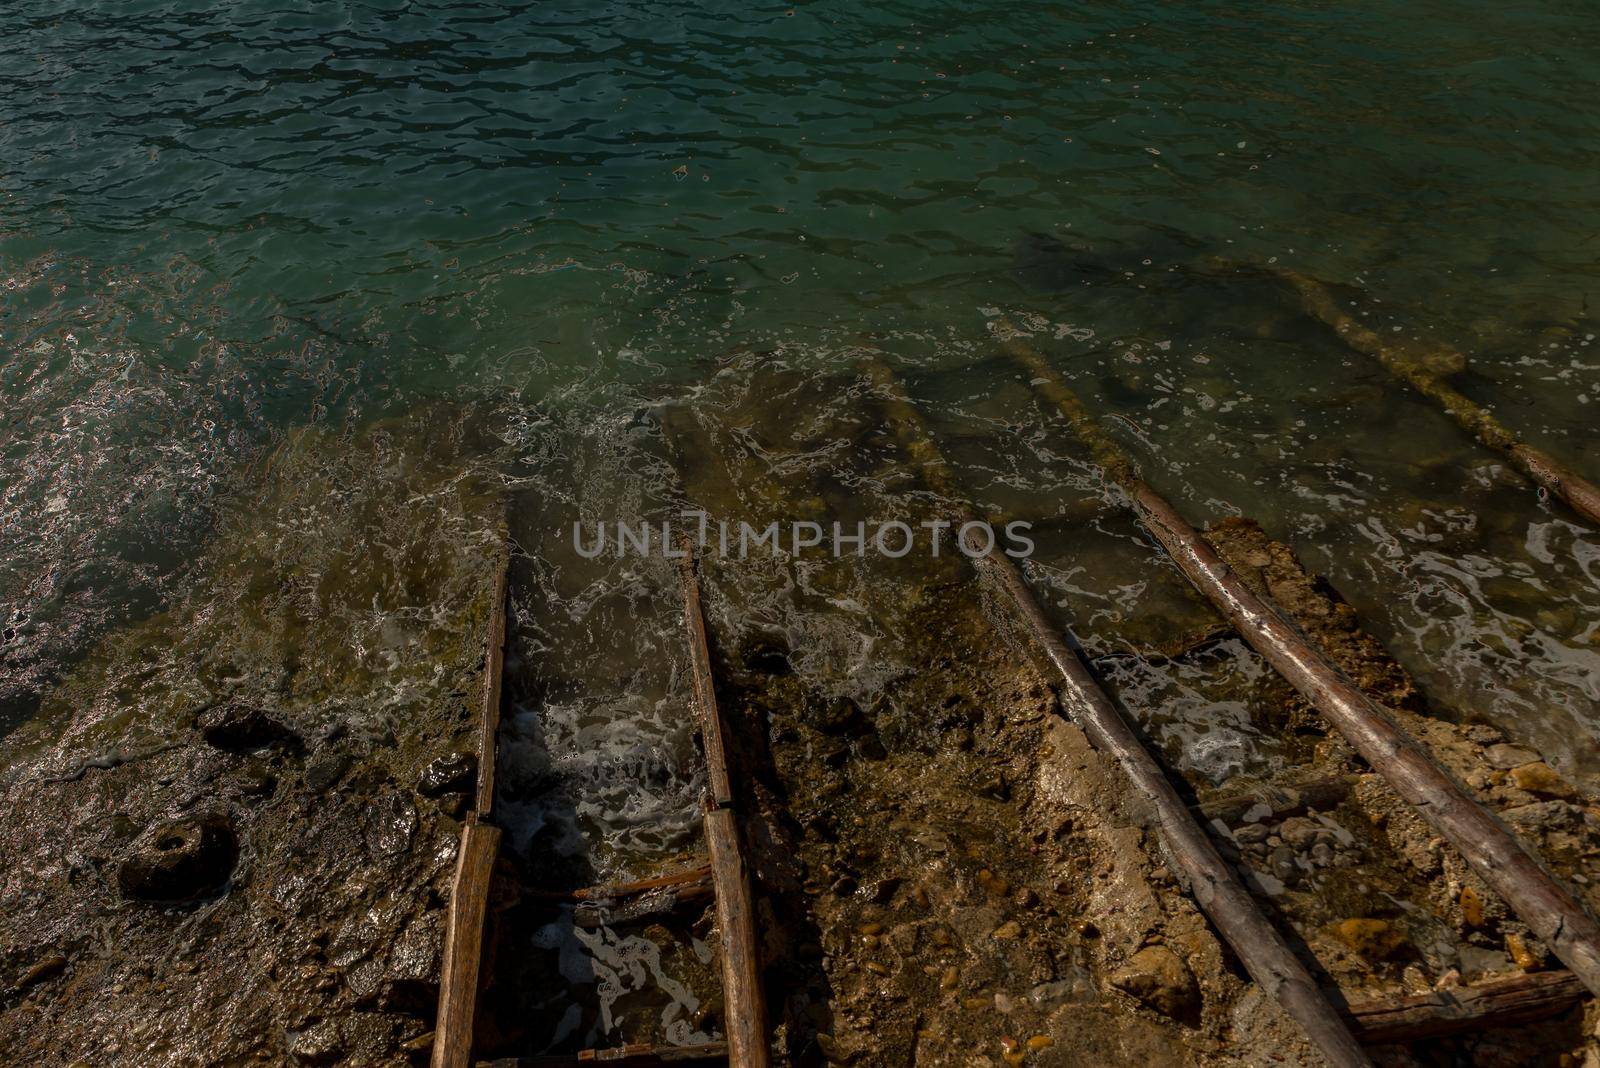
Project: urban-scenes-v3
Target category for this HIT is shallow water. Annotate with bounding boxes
[3,3,1598,801]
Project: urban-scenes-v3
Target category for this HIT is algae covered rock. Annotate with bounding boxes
[117,813,239,904]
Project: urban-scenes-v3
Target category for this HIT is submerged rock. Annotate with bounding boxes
[117,814,239,904]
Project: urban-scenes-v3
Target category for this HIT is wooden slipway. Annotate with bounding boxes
[428,541,769,1068]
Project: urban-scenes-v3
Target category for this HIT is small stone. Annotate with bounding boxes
[992,920,1022,940]
[1506,933,1544,972]
[865,961,890,976]
[940,966,959,992]
[1233,823,1270,844]
[1484,744,1539,770]
[1014,888,1038,909]
[14,953,67,992]
[1511,762,1579,800]
[197,703,300,752]
[994,992,1017,1013]
[962,996,989,1010]
[858,922,883,936]
[1332,918,1405,961]
[1309,842,1334,866]
[304,752,351,792]
[1460,885,1486,927]
[1111,945,1198,1018]
[416,752,477,797]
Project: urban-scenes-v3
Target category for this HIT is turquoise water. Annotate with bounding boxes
[4,3,1599,774]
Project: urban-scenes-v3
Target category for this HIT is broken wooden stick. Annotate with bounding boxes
[863,357,1375,1068]
[1343,969,1585,1044]
[1274,267,1600,526]
[998,330,1600,998]
[677,540,770,1068]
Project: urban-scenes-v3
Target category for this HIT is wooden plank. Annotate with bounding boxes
[863,356,1374,1068]
[1343,970,1586,1044]
[677,542,734,809]
[475,550,511,816]
[433,818,501,1068]
[997,329,1600,999]
[703,809,767,1068]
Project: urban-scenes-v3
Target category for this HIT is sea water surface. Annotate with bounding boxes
[4,0,1599,818]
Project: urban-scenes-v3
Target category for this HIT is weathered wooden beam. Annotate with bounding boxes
[1275,267,1600,527]
[862,357,1374,1068]
[997,331,1600,998]
[1343,970,1586,1044]
[677,544,770,1068]
[433,817,501,1068]
[475,549,511,817]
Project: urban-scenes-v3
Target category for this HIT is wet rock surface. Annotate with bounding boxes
[117,814,240,905]
[0,409,505,1066]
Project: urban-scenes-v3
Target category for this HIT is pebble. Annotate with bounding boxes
[940,966,959,992]
[1506,933,1543,972]
[1511,762,1579,800]
[1485,744,1539,770]
[865,961,890,976]
[992,920,1022,940]
[1332,918,1404,961]
[304,752,351,792]
[1278,816,1319,847]
[1459,885,1486,927]
[1234,823,1270,844]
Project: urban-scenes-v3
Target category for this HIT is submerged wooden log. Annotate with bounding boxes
[1343,970,1586,1044]
[997,331,1600,998]
[678,543,770,1068]
[1274,267,1600,526]
[486,1041,729,1066]
[863,358,1375,1068]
